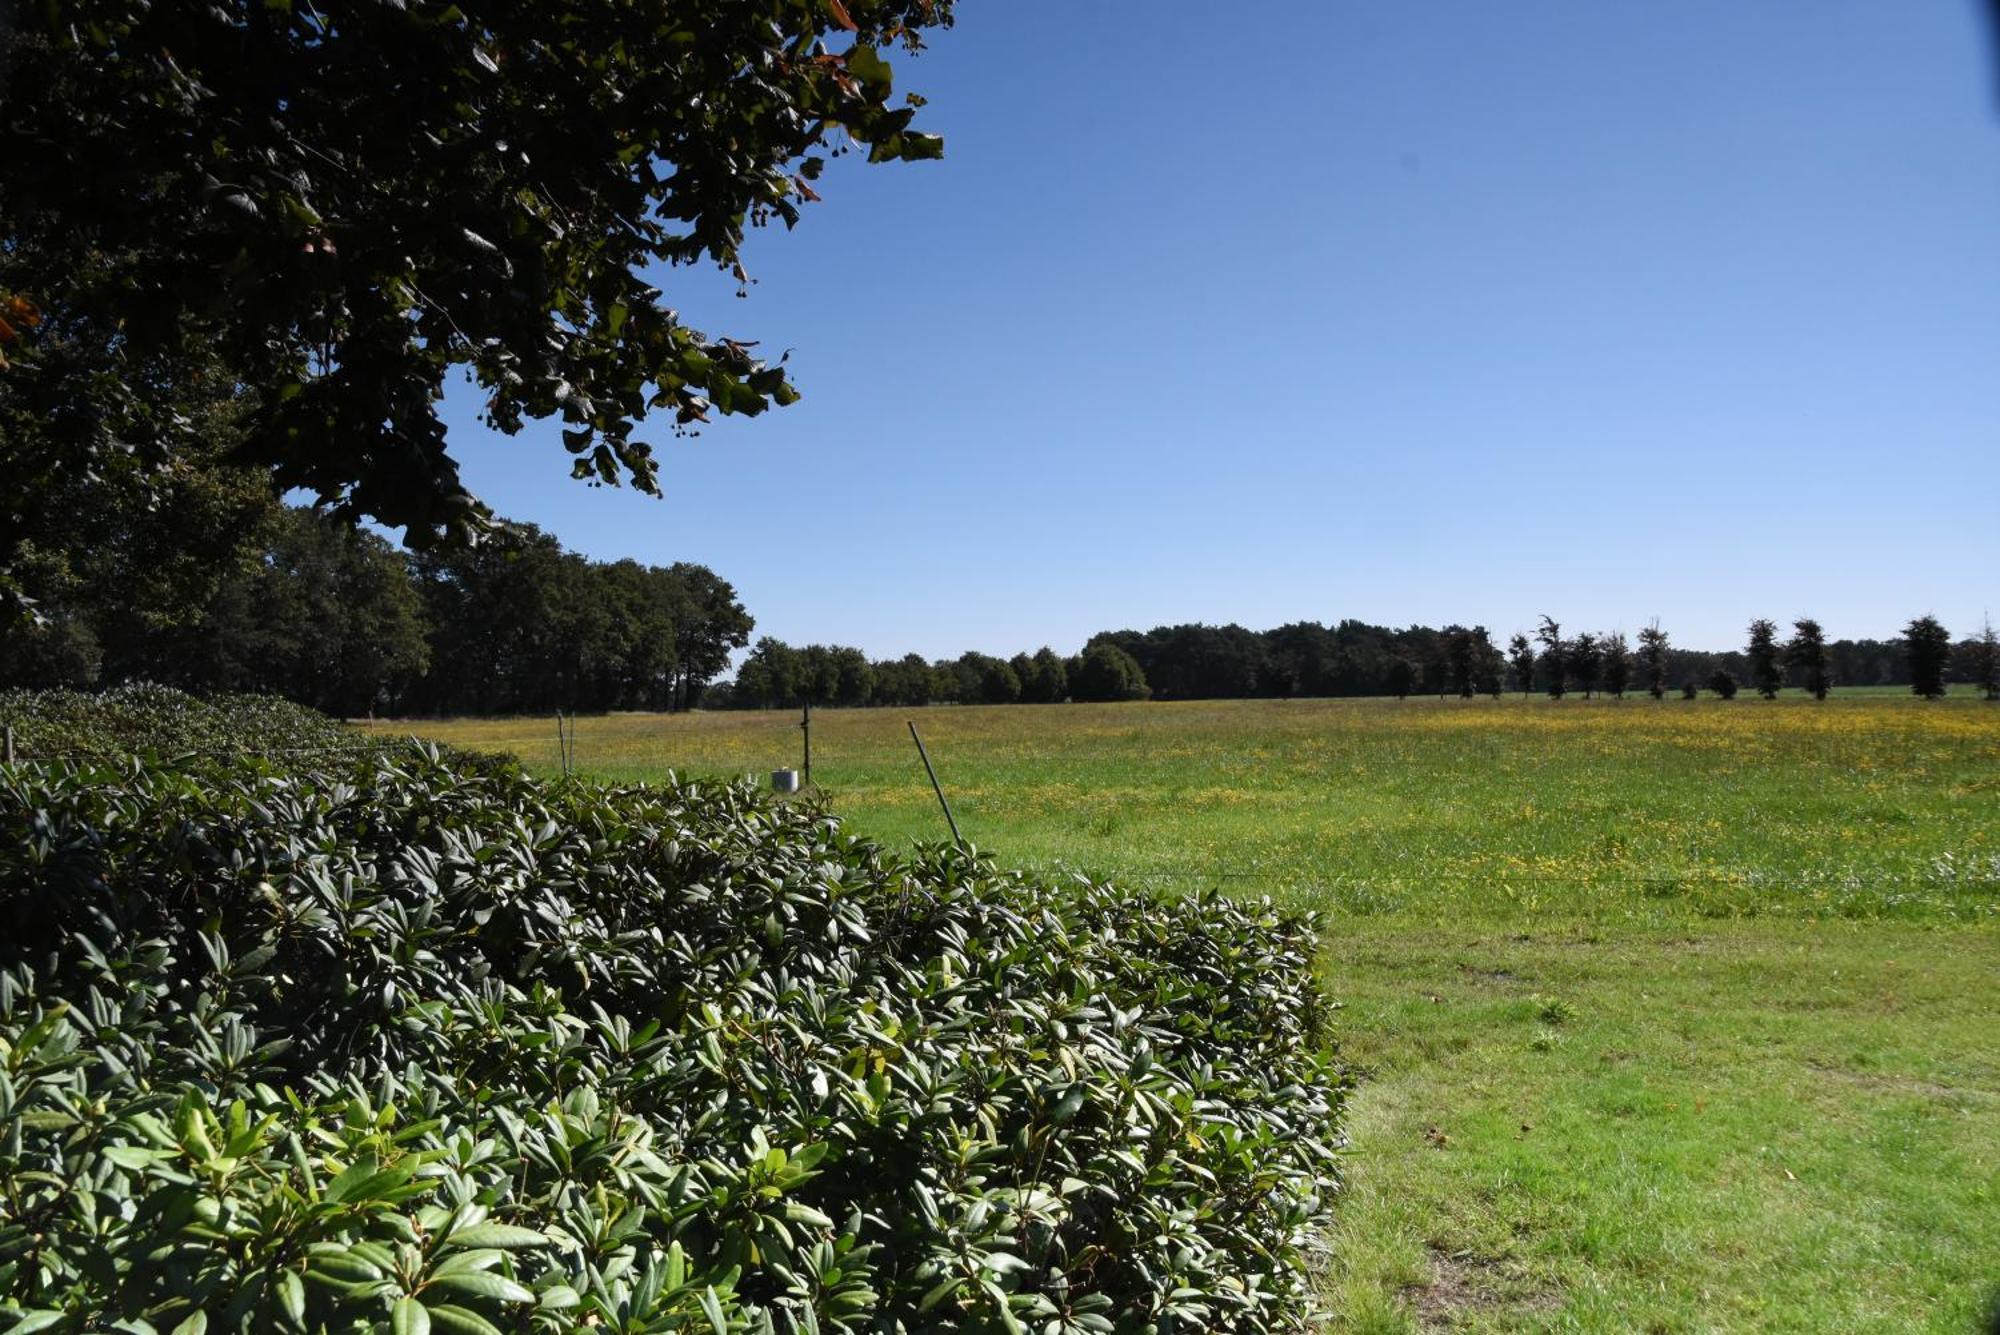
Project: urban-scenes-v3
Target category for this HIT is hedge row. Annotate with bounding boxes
[0,745,1344,1332]
[0,684,363,760]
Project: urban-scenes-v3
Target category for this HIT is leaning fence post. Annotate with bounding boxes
[907,721,964,850]
[3,724,13,765]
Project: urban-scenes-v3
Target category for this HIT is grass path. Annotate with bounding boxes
[365,696,2000,1329]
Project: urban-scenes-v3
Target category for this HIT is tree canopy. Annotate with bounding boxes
[0,504,751,715]
[0,0,954,608]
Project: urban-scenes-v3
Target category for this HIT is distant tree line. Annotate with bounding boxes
[0,506,752,716]
[716,639,1149,709]
[715,615,2000,710]
[9,465,1988,716]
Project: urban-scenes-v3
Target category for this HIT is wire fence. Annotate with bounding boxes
[5,716,1992,904]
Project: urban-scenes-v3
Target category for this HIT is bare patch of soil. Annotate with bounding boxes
[1403,1245,1560,1330]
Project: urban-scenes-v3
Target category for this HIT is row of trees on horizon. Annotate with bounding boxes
[6,481,1994,715]
[714,615,2000,711]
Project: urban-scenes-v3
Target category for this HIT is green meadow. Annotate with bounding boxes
[369,694,2000,1331]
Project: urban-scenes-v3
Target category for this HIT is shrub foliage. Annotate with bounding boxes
[0,745,1343,1332]
[0,684,362,760]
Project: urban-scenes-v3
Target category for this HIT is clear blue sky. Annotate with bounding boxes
[439,1,2000,659]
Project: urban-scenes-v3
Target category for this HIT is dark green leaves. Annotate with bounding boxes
[0,738,1343,1332]
[391,1297,429,1335]
[0,0,959,559]
[443,1224,549,1250]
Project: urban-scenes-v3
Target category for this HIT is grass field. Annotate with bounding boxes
[366,695,2000,1331]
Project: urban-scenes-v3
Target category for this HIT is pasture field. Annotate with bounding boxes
[372,692,1999,921]
[367,695,2000,1331]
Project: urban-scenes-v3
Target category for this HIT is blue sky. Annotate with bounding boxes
[439,2,2000,658]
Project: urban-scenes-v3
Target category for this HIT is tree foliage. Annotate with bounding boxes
[1384,658,1415,701]
[1020,647,1070,704]
[1,507,750,714]
[1746,619,1783,700]
[1785,618,1831,701]
[1967,618,2000,702]
[649,615,1974,714]
[1902,615,1952,700]
[0,0,956,603]
[1636,621,1669,700]
[1442,628,1477,699]
[1568,631,1601,700]
[720,618,1980,711]
[1470,627,1505,699]
[960,652,1023,706]
[1070,643,1150,703]
[1600,631,1632,700]
[1506,633,1535,698]
[1536,617,1567,700]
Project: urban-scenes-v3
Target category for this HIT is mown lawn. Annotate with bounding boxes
[366,694,2000,1331]
[1326,920,1996,1332]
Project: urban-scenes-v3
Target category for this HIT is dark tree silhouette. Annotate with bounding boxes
[1969,618,2000,701]
[1902,615,1952,700]
[1445,629,1478,699]
[1785,618,1832,700]
[1507,633,1536,697]
[1472,627,1506,699]
[1746,619,1784,699]
[1070,643,1149,702]
[1708,669,1740,700]
[1601,631,1632,699]
[1569,632,1602,699]
[1386,658,1416,700]
[1536,616,1567,700]
[1637,621,1670,700]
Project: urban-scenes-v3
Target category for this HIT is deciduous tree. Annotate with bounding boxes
[1600,631,1632,699]
[1569,632,1601,699]
[1445,628,1478,699]
[1021,647,1070,703]
[1071,643,1149,703]
[1385,657,1416,700]
[1507,633,1536,697]
[1472,627,1506,699]
[0,0,956,604]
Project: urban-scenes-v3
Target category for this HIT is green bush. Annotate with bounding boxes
[0,683,364,760]
[0,748,1344,1333]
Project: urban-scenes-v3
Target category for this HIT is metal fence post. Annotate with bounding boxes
[907,721,964,849]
